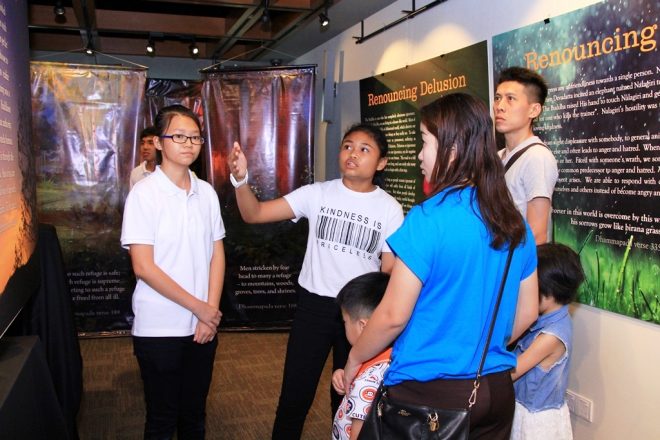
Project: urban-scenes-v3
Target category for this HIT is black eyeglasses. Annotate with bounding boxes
[161,134,205,145]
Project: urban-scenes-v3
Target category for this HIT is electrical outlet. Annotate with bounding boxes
[566,389,593,422]
[565,390,577,413]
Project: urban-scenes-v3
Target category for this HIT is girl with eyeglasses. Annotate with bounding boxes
[121,104,225,439]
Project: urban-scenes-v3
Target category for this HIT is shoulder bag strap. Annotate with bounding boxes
[503,142,547,173]
[467,245,515,408]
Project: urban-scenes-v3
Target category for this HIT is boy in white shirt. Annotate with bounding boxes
[129,126,159,189]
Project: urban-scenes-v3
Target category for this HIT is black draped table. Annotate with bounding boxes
[0,335,69,439]
[5,224,83,439]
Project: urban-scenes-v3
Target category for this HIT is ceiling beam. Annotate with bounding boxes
[27,0,342,61]
[137,0,319,11]
[95,10,228,38]
[210,5,263,60]
[248,0,321,60]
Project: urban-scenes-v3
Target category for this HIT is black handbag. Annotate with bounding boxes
[359,247,515,440]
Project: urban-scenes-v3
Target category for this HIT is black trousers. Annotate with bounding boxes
[272,289,350,440]
[133,335,218,440]
[388,370,515,440]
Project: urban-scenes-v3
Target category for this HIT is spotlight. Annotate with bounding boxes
[189,42,199,57]
[54,1,66,23]
[85,42,94,56]
[319,12,330,27]
[260,0,270,24]
[54,1,65,17]
[261,9,270,24]
[146,38,155,55]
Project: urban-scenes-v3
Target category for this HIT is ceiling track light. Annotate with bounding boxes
[319,11,330,28]
[260,0,270,24]
[54,1,65,17]
[189,41,199,57]
[53,1,66,23]
[319,1,331,28]
[146,38,155,55]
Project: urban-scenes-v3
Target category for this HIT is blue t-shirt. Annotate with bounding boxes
[384,187,536,385]
[513,305,572,411]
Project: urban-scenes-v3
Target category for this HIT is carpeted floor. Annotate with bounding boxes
[77,332,332,439]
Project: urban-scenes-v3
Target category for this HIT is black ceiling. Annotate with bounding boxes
[27,0,399,64]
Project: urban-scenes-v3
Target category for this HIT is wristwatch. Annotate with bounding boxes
[230,170,249,188]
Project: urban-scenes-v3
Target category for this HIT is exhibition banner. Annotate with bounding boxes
[359,42,490,211]
[31,62,146,334]
[493,0,659,323]
[202,67,315,329]
[143,78,203,126]
[0,0,39,337]
[143,78,205,177]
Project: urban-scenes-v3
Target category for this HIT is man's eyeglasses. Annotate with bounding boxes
[161,134,205,145]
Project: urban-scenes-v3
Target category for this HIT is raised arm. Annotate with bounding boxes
[228,141,295,223]
[130,244,221,329]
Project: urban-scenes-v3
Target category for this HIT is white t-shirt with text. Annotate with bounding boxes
[284,179,403,298]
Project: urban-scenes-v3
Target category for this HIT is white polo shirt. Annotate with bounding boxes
[129,161,154,189]
[121,167,226,336]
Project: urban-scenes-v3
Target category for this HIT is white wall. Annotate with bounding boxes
[296,1,660,439]
[570,304,660,439]
[299,0,602,179]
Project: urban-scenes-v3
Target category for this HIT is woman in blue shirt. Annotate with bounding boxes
[343,93,539,439]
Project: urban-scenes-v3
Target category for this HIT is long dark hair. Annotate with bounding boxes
[420,93,526,249]
[342,123,389,187]
[153,105,203,165]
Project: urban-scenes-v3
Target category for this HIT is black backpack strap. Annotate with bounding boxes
[503,142,547,173]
